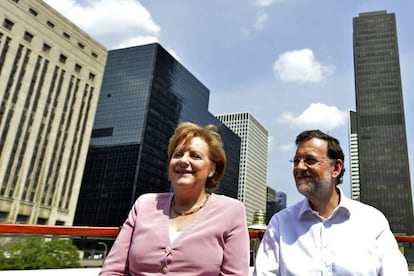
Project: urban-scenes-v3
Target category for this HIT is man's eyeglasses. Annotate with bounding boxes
[289,156,330,167]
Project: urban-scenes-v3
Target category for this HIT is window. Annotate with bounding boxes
[42,43,51,53]
[37,217,47,225]
[46,20,55,28]
[3,18,14,30]
[92,128,113,138]
[16,214,29,224]
[0,211,7,222]
[59,54,67,64]
[28,8,38,16]
[63,32,71,39]
[23,31,33,43]
[75,63,82,73]
[77,42,85,49]
[91,51,98,58]
[89,72,95,81]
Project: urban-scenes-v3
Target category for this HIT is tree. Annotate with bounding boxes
[0,237,81,270]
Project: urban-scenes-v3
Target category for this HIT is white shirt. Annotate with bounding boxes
[253,189,408,275]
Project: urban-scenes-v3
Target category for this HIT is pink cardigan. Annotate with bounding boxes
[100,193,250,275]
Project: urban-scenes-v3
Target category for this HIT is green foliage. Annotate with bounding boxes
[404,246,414,263]
[0,237,81,270]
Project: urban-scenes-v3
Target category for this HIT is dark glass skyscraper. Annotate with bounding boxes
[352,11,414,234]
[74,43,241,227]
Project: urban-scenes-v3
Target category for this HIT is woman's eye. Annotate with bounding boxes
[173,152,183,158]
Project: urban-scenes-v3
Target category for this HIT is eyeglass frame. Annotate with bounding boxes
[289,156,334,167]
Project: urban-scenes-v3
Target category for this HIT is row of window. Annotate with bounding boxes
[9,0,99,59]
[2,17,96,82]
[0,210,65,225]
[0,38,95,212]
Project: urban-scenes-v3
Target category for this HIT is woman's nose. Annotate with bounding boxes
[178,154,189,165]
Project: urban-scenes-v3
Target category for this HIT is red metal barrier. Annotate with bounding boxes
[0,223,411,244]
[0,223,120,237]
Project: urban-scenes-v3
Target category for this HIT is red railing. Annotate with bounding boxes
[0,223,268,239]
[0,223,121,237]
[0,223,411,243]
[0,223,412,271]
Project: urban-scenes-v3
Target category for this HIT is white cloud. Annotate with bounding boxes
[268,135,274,152]
[254,0,280,7]
[279,142,295,152]
[252,0,286,31]
[272,49,334,84]
[44,0,160,49]
[277,103,348,130]
[116,36,158,49]
[254,11,269,30]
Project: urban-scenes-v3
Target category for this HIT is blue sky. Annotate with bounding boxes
[45,0,414,206]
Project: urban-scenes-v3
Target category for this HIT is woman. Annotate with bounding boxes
[100,122,250,275]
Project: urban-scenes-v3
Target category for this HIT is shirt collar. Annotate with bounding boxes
[298,187,351,219]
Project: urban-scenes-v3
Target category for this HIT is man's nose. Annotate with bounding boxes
[294,159,308,169]
[295,159,308,169]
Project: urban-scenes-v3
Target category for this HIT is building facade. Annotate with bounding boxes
[216,112,268,224]
[352,11,414,234]
[275,191,287,213]
[0,0,107,225]
[349,111,360,201]
[74,44,241,227]
[266,186,276,224]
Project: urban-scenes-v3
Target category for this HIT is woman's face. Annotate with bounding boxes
[169,137,216,191]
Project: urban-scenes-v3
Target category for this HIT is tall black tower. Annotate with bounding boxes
[74,43,241,227]
[353,11,414,234]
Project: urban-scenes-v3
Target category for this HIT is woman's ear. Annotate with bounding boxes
[209,162,216,178]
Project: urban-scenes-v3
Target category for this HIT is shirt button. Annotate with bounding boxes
[165,246,171,253]
[162,266,168,274]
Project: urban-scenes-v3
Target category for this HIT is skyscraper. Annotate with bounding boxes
[0,0,106,225]
[352,10,414,234]
[74,43,241,227]
[216,112,268,224]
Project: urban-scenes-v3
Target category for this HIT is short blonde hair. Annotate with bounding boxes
[168,122,226,189]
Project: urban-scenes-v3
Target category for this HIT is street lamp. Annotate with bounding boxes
[98,241,108,260]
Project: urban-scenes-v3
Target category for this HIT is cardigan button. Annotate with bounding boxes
[162,266,168,274]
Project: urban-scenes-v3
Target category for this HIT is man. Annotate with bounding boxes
[253,130,408,275]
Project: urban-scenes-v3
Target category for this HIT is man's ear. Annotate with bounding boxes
[331,159,343,179]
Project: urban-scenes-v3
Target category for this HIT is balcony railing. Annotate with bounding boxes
[0,223,412,274]
[0,223,121,237]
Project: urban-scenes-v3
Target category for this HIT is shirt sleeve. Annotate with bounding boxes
[376,223,409,275]
[99,199,139,276]
[252,217,280,276]
[220,202,250,276]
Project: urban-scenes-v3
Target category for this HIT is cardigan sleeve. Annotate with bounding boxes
[99,199,140,276]
[220,202,250,276]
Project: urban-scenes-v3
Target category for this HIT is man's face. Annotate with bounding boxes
[292,138,336,198]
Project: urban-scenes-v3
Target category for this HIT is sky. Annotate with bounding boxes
[45,0,414,207]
